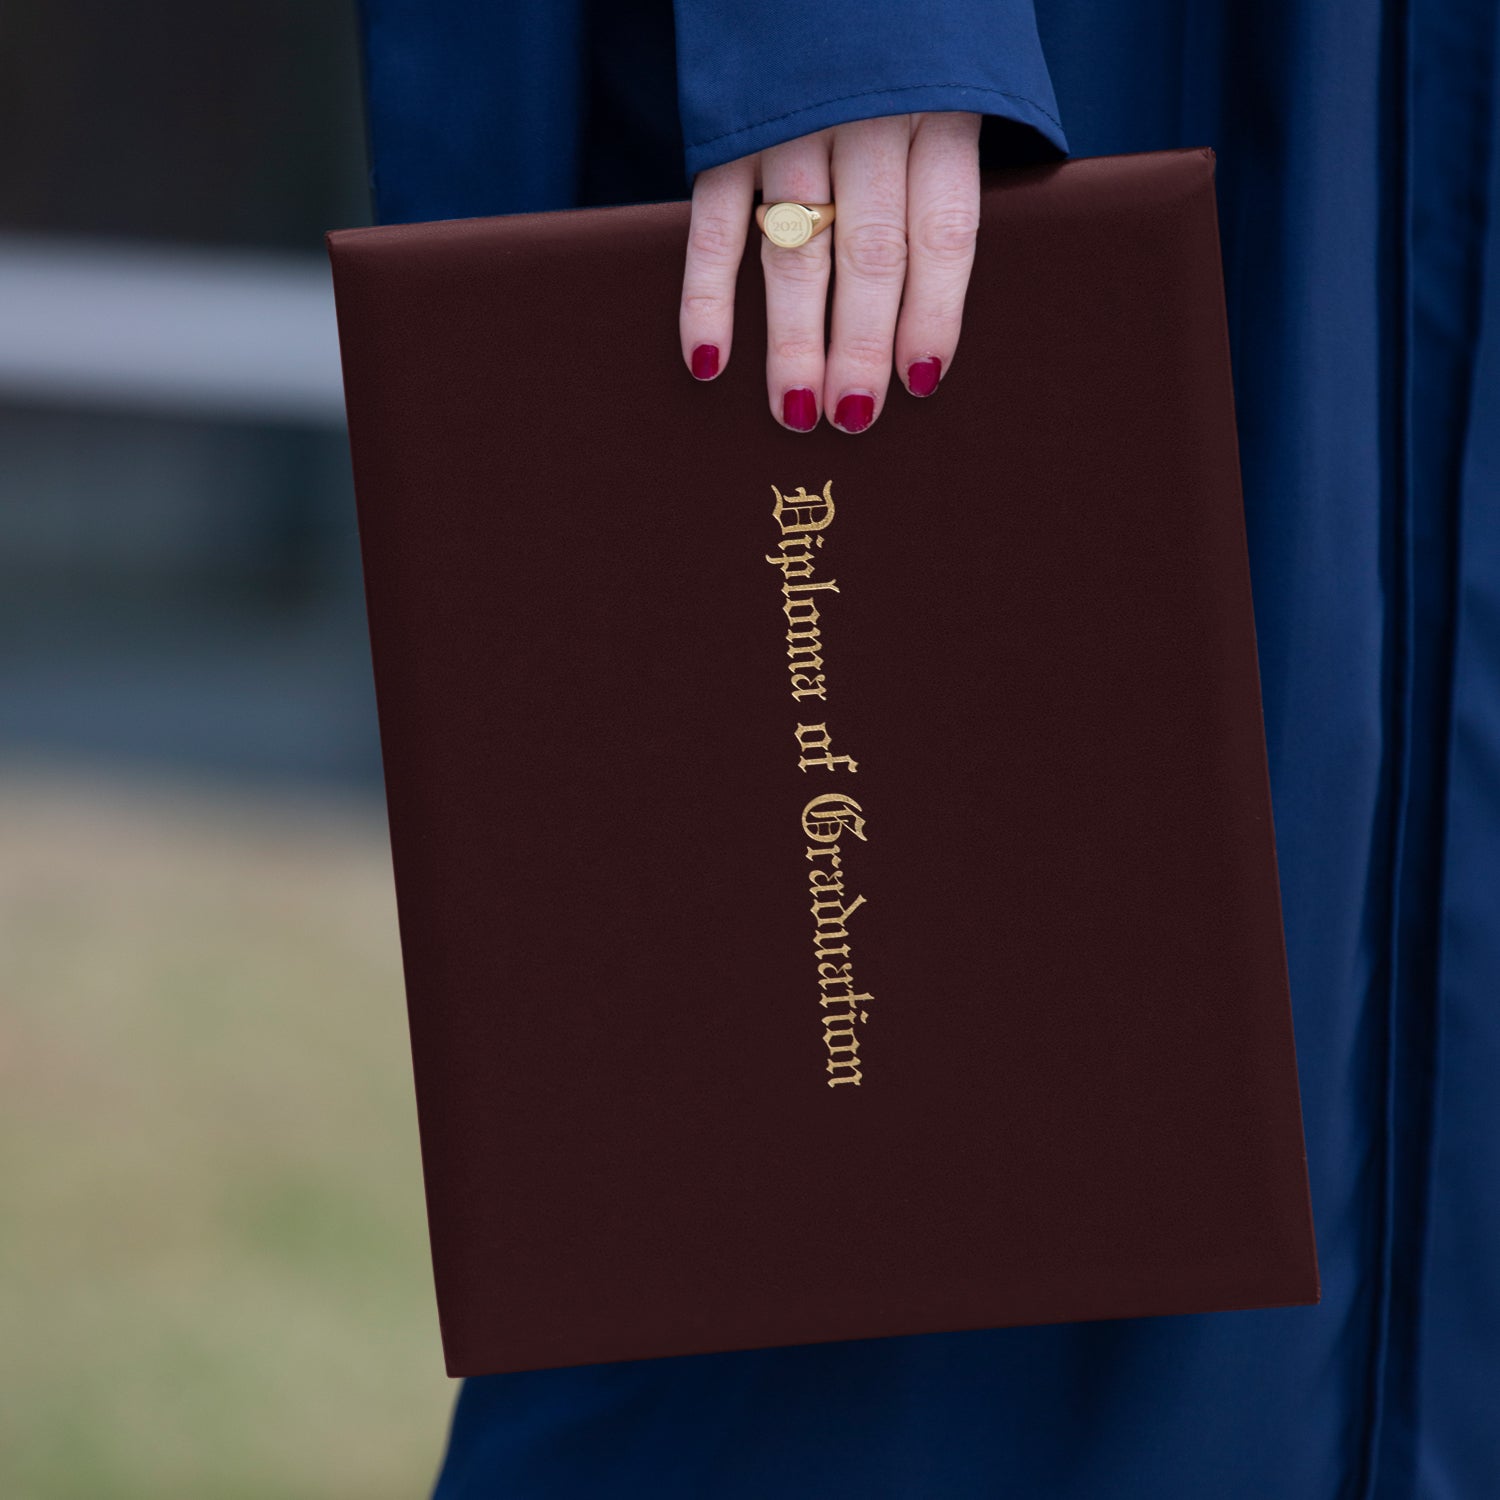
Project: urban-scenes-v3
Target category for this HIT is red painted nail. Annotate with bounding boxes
[833,392,875,433]
[691,343,720,380]
[783,387,818,431]
[908,356,942,396]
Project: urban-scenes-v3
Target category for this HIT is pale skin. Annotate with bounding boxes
[679,111,982,434]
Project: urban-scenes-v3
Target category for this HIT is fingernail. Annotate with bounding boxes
[691,343,720,380]
[832,392,875,433]
[783,387,818,431]
[907,356,942,397]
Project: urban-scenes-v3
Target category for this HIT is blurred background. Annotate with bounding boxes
[0,2,456,1495]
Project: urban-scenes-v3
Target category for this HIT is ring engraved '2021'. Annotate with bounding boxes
[765,202,816,248]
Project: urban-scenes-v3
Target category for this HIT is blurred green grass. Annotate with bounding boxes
[0,763,453,1499]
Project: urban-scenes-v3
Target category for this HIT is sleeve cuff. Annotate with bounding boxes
[683,82,1066,179]
[672,1,1067,180]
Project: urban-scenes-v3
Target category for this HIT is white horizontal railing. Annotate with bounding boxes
[0,235,347,426]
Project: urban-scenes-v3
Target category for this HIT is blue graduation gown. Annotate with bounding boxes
[356,2,1500,1494]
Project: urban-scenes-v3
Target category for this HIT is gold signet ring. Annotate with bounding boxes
[755,200,836,249]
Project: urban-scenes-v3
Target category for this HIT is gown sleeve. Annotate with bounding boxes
[670,0,1068,179]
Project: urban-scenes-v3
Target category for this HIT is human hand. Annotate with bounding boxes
[679,112,981,433]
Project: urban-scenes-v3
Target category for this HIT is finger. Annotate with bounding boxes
[681,154,756,380]
[896,112,981,397]
[825,116,911,433]
[759,130,833,431]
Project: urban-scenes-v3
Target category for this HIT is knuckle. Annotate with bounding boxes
[681,289,730,319]
[771,333,824,365]
[763,239,828,286]
[914,204,980,262]
[839,221,908,281]
[835,330,894,370]
[688,215,744,265]
[909,288,966,331]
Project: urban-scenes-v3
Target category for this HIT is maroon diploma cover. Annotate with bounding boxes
[327,148,1319,1377]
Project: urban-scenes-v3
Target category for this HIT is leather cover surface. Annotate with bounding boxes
[327,148,1319,1378]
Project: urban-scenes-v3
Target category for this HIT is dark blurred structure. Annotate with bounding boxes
[0,15,460,1498]
[0,0,379,787]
